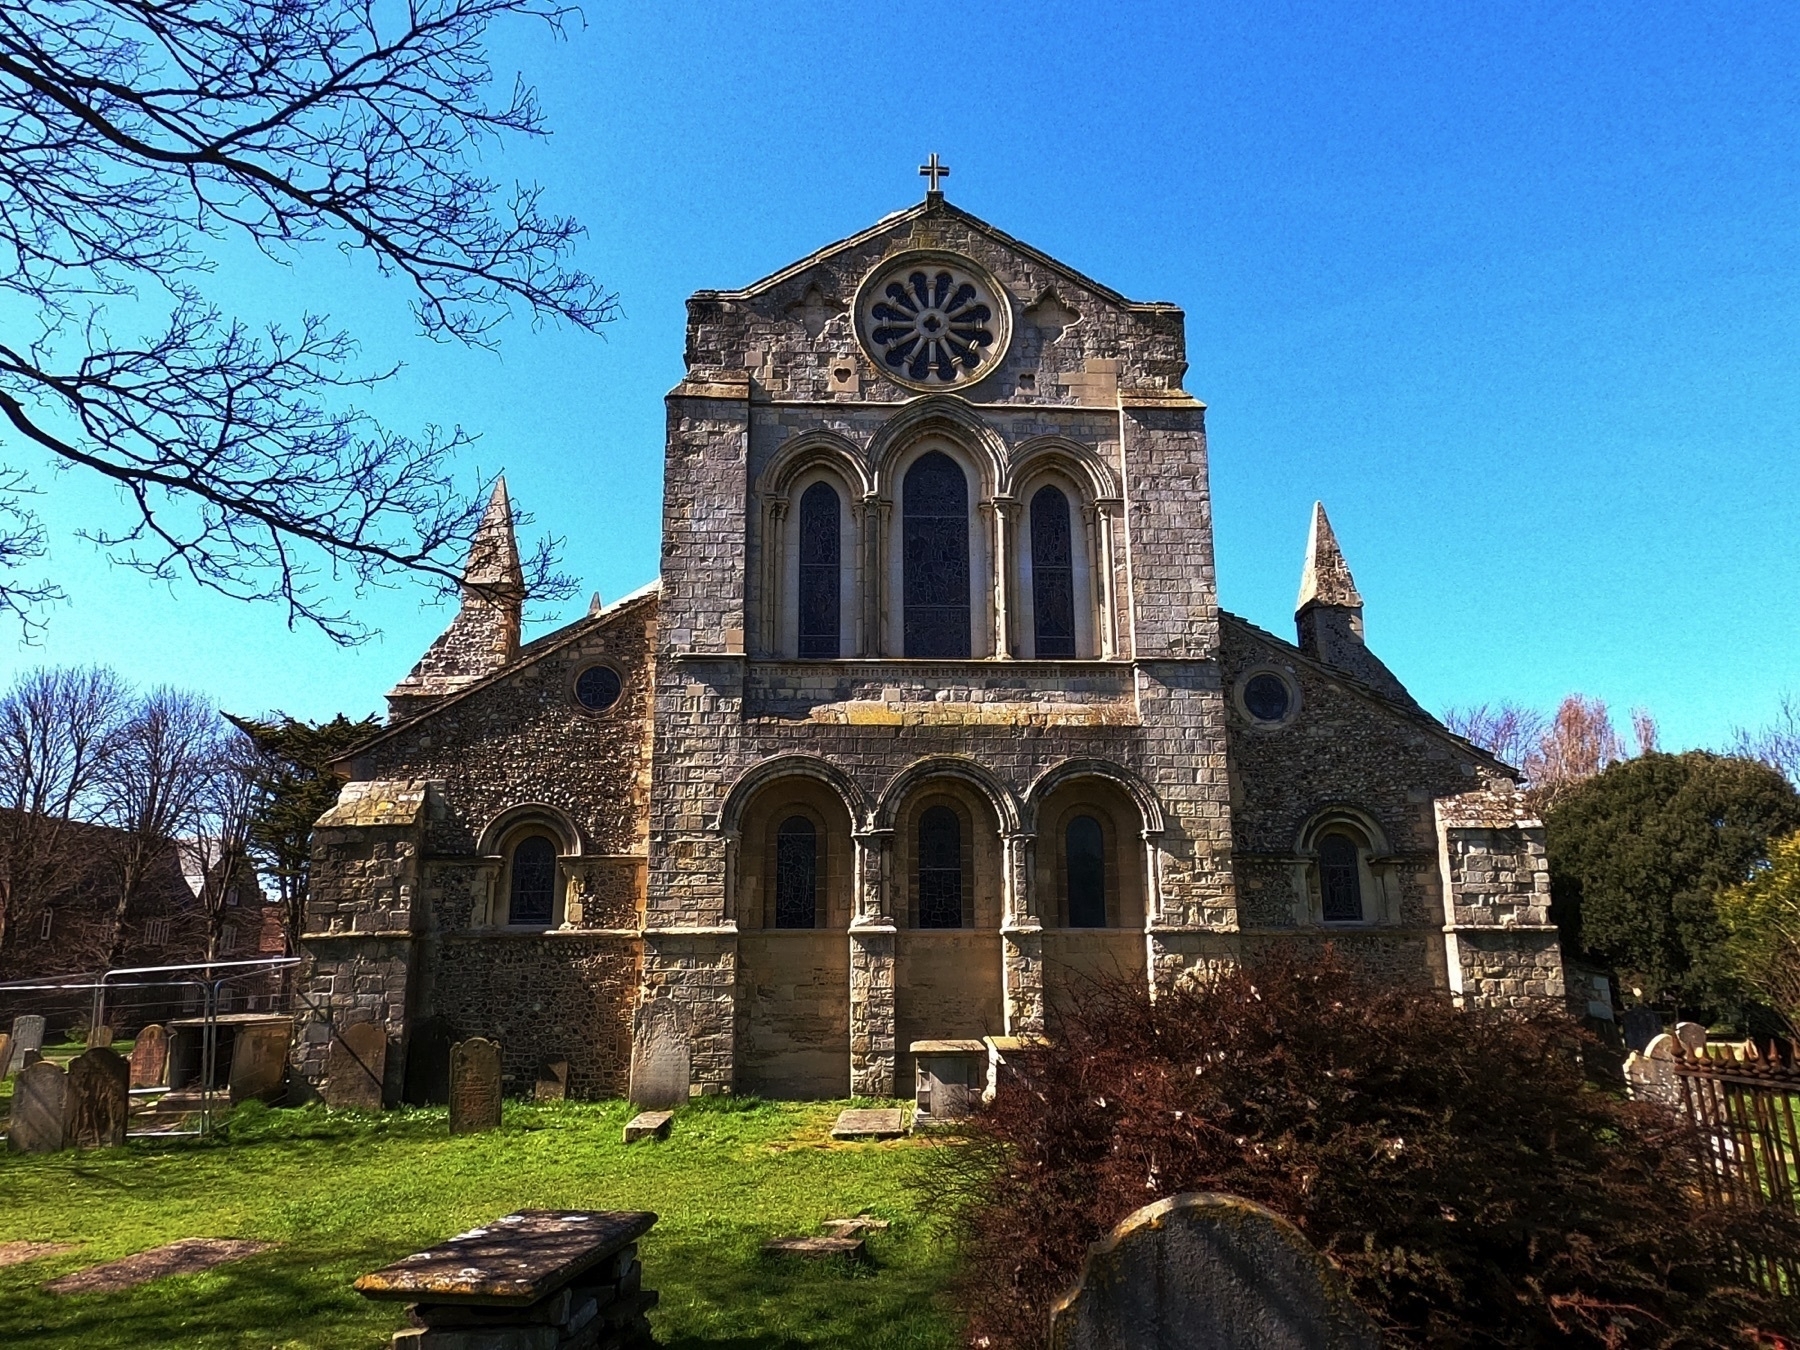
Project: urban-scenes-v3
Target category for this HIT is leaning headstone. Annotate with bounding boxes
[628,1014,690,1109]
[449,1037,502,1135]
[1620,1006,1661,1054]
[229,1022,290,1103]
[1626,1033,1681,1108]
[7,1059,67,1153]
[534,1057,569,1103]
[1049,1192,1382,1350]
[65,1047,130,1149]
[85,1025,114,1049]
[21,1048,42,1069]
[8,1015,44,1074]
[1674,1020,1708,1054]
[324,1023,387,1111]
[129,1024,169,1089]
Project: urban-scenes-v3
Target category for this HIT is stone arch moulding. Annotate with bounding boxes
[874,755,1022,834]
[1023,758,1166,838]
[477,802,583,858]
[867,394,1008,502]
[1294,804,1391,858]
[1003,434,1121,503]
[716,754,871,836]
[755,429,873,501]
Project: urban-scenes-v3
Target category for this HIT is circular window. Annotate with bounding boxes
[1238,670,1297,726]
[855,251,1011,390]
[573,664,622,714]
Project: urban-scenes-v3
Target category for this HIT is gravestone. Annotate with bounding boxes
[1049,1192,1382,1350]
[628,1014,690,1109]
[65,1047,130,1149]
[0,1033,12,1081]
[912,1038,985,1125]
[21,1048,41,1069]
[623,1110,672,1143]
[534,1057,569,1102]
[324,1023,387,1111]
[7,1059,67,1153]
[1674,1020,1708,1054]
[229,1021,290,1103]
[449,1037,502,1134]
[8,1014,44,1073]
[85,1025,114,1049]
[1620,1007,1661,1054]
[129,1024,169,1088]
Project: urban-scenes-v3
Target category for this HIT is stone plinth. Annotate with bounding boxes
[356,1210,658,1350]
[910,1038,985,1126]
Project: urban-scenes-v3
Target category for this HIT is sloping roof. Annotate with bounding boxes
[1219,609,1516,779]
[333,580,660,770]
[695,196,1180,315]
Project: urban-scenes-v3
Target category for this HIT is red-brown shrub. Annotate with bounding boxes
[940,948,1799,1348]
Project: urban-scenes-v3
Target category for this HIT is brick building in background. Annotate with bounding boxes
[296,189,1563,1104]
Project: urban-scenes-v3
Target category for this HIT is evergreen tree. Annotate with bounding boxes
[1546,751,1800,1014]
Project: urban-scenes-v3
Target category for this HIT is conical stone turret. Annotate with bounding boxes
[1294,502,1412,705]
[386,479,526,720]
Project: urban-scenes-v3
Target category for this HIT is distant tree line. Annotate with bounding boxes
[0,663,374,975]
[1444,691,1800,1036]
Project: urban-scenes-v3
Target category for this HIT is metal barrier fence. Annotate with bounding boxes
[1673,1039,1800,1291]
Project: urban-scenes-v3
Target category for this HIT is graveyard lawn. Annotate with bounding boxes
[0,1098,960,1349]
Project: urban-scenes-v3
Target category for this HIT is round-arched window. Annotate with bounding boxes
[574,665,622,713]
[917,805,964,928]
[1318,832,1364,923]
[508,835,558,926]
[773,815,819,929]
[1065,814,1106,928]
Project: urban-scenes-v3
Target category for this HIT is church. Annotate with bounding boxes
[293,174,1565,1104]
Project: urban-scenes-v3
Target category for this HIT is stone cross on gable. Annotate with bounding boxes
[919,153,950,196]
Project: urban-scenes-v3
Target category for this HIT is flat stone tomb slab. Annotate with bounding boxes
[46,1239,273,1295]
[830,1108,905,1140]
[355,1210,657,1306]
[622,1110,671,1143]
[762,1236,867,1260]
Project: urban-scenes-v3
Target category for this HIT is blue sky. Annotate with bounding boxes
[6,1,1797,749]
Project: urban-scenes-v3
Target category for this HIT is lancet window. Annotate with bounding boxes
[797,482,841,659]
[1031,485,1077,658]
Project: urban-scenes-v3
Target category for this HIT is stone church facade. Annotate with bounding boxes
[294,193,1564,1104]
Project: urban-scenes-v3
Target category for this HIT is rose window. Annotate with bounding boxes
[856,254,1010,389]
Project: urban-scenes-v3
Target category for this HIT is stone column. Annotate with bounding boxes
[863,495,887,656]
[1094,499,1121,659]
[761,496,787,657]
[1001,830,1043,1034]
[992,495,1018,658]
[849,828,897,1096]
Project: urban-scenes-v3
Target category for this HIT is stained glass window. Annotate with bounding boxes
[917,805,964,928]
[903,452,971,658]
[509,835,557,925]
[1319,833,1364,922]
[1243,672,1291,723]
[797,481,840,659]
[1031,485,1076,658]
[575,665,622,713]
[774,816,818,929]
[1066,814,1106,927]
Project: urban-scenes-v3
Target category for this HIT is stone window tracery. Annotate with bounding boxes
[773,815,820,929]
[1030,485,1077,659]
[903,452,971,658]
[917,805,964,929]
[859,259,1006,388]
[508,834,558,926]
[797,482,841,659]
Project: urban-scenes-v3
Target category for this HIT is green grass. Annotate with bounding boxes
[0,1097,964,1349]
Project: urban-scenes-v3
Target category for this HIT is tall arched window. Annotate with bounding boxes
[773,815,819,928]
[508,835,557,926]
[917,805,964,928]
[797,482,841,659]
[903,452,970,658]
[1031,485,1077,658]
[1065,814,1106,927]
[1319,833,1364,923]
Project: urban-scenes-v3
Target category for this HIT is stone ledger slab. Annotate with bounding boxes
[761,1235,866,1259]
[355,1210,657,1306]
[830,1107,905,1140]
[1048,1192,1381,1350]
[622,1110,671,1143]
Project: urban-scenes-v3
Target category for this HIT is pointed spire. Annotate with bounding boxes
[588,591,604,617]
[463,477,523,595]
[1296,502,1362,614]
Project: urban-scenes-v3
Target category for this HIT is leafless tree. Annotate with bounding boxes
[1731,691,1800,788]
[99,686,218,963]
[185,724,266,961]
[1442,702,1549,772]
[1531,694,1628,810]
[1630,706,1659,757]
[0,0,600,639]
[0,664,127,957]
